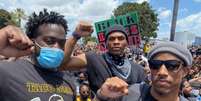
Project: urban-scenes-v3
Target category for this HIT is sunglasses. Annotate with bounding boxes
[148,60,182,71]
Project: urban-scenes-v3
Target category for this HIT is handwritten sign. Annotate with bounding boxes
[95,11,141,51]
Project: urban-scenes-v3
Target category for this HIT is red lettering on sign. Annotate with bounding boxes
[130,25,138,35]
[98,32,105,42]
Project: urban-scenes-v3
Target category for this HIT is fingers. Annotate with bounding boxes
[105,77,128,94]
[74,21,93,37]
[6,25,33,50]
[0,25,34,57]
[98,77,129,99]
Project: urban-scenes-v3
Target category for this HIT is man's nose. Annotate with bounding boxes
[113,38,120,44]
[52,42,62,49]
[157,64,169,77]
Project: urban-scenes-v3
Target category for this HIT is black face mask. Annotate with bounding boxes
[107,52,125,66]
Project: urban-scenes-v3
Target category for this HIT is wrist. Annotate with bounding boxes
[96,89,109,101]
[72,31,81,40]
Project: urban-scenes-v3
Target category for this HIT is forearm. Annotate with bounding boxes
[60,36,78,70]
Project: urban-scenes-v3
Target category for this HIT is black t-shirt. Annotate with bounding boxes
[0,59,75,101]
[86,52,145,92]
[121,83,189,101]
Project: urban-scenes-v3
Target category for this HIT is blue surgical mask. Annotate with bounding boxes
[35,42,64,69]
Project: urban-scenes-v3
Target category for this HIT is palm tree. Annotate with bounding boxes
[11,8,27,27]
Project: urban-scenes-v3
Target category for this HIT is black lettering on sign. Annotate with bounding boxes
[97,23,102,32]
[114,18,124,25]
[126,16,135,25]
[106,21,111,28]
[101,23,106,31]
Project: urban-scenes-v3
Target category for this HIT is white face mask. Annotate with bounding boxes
[190,89,199,96]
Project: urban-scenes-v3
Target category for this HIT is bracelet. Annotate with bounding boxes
[96,89,110,101]
[72,31,81,40]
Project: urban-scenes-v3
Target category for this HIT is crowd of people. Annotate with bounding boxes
[0,9,200,101]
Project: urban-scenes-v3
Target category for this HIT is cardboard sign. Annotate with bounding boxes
[95,11,141,51]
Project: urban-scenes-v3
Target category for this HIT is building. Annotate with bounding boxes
[174,31,196,47]
[194,36,201,46]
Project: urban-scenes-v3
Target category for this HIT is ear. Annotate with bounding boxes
[182,67,190,78]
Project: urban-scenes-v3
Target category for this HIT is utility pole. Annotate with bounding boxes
[170,0,179,41]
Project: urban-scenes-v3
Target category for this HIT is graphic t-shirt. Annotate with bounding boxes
[0,59,75,101]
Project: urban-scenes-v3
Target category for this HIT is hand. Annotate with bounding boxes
[74,21,93,37]
[0,25,34,57]
[98,77,128,99]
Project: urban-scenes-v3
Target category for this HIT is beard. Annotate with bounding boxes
[151,75,180,96]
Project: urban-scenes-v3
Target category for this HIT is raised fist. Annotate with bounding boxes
[74,21,93,37]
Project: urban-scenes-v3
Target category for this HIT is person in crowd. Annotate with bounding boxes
[181,79,200,101]
[96,41,192,101]
[77,83,93,101]
[0,9,92,101]
[61,24,145,93]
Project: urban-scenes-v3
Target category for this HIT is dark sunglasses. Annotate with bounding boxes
[148,60,182,71]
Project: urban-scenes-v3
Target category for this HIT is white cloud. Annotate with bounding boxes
[0,0,121,35]
[177,11,201,36]
[157,8,171,19]
[135,0,150,3]
[159,10,171,19]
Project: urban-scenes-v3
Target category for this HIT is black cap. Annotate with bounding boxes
[105,24,128,42]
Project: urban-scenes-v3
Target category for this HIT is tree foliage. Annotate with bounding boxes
[82,36,98,45]
[113,1,159,40]
[0,9,15,26]
[10,8,26,27]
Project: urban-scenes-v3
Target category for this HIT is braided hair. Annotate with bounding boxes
[25,9,68,38]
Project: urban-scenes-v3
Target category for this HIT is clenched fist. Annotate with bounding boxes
[73,21,93,38]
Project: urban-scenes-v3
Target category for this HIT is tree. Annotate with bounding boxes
[10,8,26,27]
[0,9,15,28]
[82,36,98,45]
[113,1,159,40]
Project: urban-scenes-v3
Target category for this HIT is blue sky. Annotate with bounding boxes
[0,0,201,39]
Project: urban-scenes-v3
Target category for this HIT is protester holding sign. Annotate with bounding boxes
[61,24,145,93]
[97,41,192,101]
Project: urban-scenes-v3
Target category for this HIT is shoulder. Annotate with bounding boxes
[130,62,144,72]
[85,51,96,57]
[0,59,33,74]
[179,95,190,101]
[85,51,103,61]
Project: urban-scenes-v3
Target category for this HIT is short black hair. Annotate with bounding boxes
[25,9,68,38]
